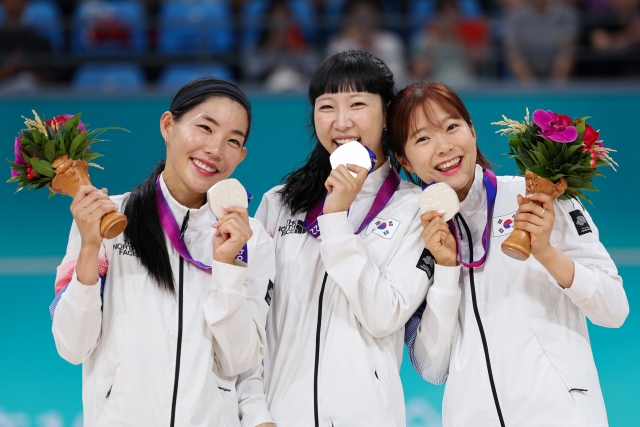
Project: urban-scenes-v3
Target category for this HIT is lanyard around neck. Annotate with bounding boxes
[448,168,497,269]
[422,168,497,269]
[303,167,401,239]
[155,176,248,270]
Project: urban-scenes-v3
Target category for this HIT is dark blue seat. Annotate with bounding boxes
[158,63,234,90]
[73,62,146,92]
[158,1,233,54]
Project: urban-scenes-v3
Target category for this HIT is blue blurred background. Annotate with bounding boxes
[0,90,638,426]
[2,0,640,422]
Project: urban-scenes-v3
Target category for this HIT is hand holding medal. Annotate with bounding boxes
[324,141,376,214]
[208,179,252,264]
[419,182,460,266]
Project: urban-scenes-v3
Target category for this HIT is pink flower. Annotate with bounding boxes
[11,136,25,177]
[532,109,578,143]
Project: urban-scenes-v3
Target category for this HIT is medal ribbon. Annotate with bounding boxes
[303,167,401,238]
[155,176,248,270]
[423,168,497,269]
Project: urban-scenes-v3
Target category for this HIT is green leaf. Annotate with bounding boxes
[69,133,88,159]
[45,124,57,140]
[28,158,55,177]
[82,152,103,162]
[532,150,547,166]
[44,140,56,163]
[528,164,553,179]
[576,118,586,141]
[30,128,44,146]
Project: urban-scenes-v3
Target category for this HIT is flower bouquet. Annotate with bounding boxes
[492,108,617,260]
[8,111,129,239]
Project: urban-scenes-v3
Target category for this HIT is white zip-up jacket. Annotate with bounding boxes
[50,173,275,427]
[406,165,629,427]
[255,160,430,427]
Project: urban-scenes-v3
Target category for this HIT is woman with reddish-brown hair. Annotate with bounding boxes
[388,81,628,427]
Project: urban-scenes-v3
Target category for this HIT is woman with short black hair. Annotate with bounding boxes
[255,50,430,427]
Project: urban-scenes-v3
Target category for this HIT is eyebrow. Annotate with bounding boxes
[316,92,368,102]
[409,115,456,139]
[201,115,246,138]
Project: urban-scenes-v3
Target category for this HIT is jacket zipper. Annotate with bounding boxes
[456,214,505,427]
[314,272,329,427]
[170,211,189,427]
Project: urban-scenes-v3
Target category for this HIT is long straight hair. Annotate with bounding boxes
[278,50,398,215]
[123,78,252,293]
[387,81,491,187]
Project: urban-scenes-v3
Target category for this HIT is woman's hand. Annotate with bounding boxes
[514,193,555,259]
[70,186,118,285]
[212,206,253,265]
[421,210,457,267]
[514,193,575,288]
[70,186,118,249]
[322,164,368,214]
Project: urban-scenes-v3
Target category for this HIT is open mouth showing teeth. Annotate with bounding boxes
[334,137,361,146]
[436,156,462,171]
[192,159,217,173]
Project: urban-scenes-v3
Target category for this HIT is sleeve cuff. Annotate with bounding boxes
[211,258,249,291]
[562,261,596,305]
[317,211,353,240]
[65,272,102,310]
[432,264,462,292]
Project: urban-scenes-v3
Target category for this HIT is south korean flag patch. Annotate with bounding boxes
[493,211,516,238]
[365,217,400,239]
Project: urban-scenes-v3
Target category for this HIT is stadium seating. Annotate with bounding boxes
[157,63,234,90]
[73,62,146,92]
[158,1,233,54]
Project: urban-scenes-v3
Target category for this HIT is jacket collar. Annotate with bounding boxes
[459,164,487,219]
[159,173,214,229]
[357,157,392,200]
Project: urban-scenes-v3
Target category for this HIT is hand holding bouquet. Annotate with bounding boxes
[8,111,129,239]
[492,108,617,260]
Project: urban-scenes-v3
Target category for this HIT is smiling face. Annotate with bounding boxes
[400,101,477,201]
[160,96,248,208]
[313,91,386,170]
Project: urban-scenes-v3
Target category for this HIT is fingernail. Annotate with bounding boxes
[222,204,230,209]
[437,209,446,214]
[525,194,532,198]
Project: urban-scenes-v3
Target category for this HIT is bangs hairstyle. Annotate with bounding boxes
[279,50,398,215]
[388,81,491,186]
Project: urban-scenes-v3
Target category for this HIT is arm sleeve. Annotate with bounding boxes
[254,188,283,238]
[51,220,106,365]
[317,210,431,338]
[204,223,275,377]
[405,264,461,385]
[554,201,629,328]
[236,362,273,427]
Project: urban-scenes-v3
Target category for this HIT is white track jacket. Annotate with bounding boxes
[50,174,275,427]
[406,165,629,427]
[255,160,431,427]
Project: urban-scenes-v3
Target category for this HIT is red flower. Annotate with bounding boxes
[553,113,573,127]
[45,114,86,133]
[583,124,600,148]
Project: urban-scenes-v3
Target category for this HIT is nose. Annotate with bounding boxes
[334,107,353,131]
[435,133,454,156]
[204,135,224,159]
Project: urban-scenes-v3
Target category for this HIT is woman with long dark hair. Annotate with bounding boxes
[388,81,628,426]
[50,78,276,427]
[254,50,430,427]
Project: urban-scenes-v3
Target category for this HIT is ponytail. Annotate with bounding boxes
[123,161,175,293]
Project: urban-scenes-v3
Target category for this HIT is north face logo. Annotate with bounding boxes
[279,219,305,237]
[113,241,137,257]
[569,210,592,236]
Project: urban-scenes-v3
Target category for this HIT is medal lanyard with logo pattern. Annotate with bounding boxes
[156,176,248,270]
